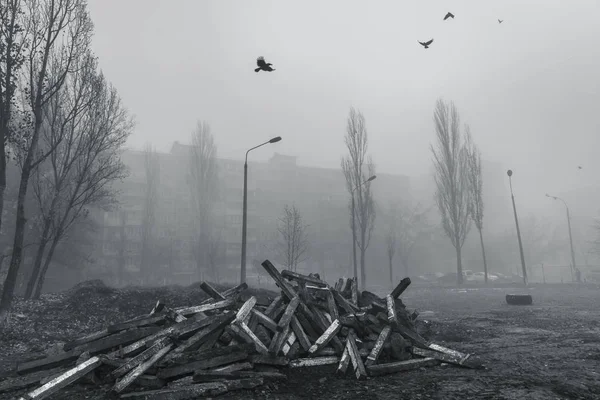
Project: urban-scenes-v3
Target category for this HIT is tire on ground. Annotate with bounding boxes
[505,294,533,305]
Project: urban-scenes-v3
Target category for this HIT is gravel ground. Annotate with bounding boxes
[1,282,599,400]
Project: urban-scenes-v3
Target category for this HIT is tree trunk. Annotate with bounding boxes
[360,248,366,291]
[401,257,409,278]
[0,146,6,236]
[478,228,488,284]
[24,219,52,299]
[118,211,126,286]
[32,235,60,299]
[388,256,393,291]
[0,115,42,318]
[456,244,464,285]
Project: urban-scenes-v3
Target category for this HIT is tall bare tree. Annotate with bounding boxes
[384,202,398,289]
[26,60,131,299]
[141,142,159,283]
[464,126,488,282]
[277,204,309,272]
[0,0,28,237]
[1,0,93,316]
[341,107,376,290]
[430,99,472,285]
[187,120,218,281]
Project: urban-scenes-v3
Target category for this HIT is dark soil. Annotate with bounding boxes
[1,282,600,400]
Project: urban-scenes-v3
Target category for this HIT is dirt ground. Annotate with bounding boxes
[1,282,600,400]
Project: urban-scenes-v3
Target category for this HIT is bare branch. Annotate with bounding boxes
[276,204,309,272]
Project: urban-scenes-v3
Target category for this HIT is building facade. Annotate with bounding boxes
[90,142,411,286]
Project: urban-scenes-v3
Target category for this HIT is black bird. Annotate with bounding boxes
[498,19,503,24]
[255,56,275,72]
[444,12,454,20]
[578,166,583,169]
[418,39,434,49]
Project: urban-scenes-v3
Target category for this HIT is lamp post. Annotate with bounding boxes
[507,170,528,285]
[350,175,376,289]
[545,193,578,282]
[240,136,282,284]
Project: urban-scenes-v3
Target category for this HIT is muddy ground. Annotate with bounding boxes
[1,282,600,400]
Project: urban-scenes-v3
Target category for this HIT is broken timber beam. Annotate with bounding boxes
[345,329,367,380]
[281,270,329,287]
[112,343,174,393]
[365,325,392,366]
[366,357,440,376]
[390,277,411,299]
[17,356,101,400]
[308,319,341,355]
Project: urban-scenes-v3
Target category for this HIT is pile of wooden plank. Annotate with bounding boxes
[3,260,473,400]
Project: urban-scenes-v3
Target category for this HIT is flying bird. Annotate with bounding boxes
[444,12,454,20]
[255,56,275,73]
[498,19,503,24]
[418,39,434,49]
[578,166,583,169]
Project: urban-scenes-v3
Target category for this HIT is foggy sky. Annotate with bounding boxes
[86,0,600,213]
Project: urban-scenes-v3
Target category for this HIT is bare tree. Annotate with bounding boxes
[207,231,223,283]
[1,0,94,316]
[0,0,28,237]
[187,120,218,281]
[141,142,159,283]
[341,107,376,290]
[384,202,398,290]
[25,56,131,299]
[430,99,472,285]
[464,126,488,282]
[277,204,309,272]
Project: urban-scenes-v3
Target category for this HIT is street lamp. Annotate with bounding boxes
[350,175,376,289]
[240,136,282,284]
[545,193,578,282]
[507,170,528,285]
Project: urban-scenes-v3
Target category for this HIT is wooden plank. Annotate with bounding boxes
[268,325,291,356]
[390,277,411,299]
[309,306,344,354]
[212,362,253,373]
[63,329,110,351]
[249,354,289,366]
[367,357,440,376]
[263,296,284,318]
[16,357,101,400]
[0,368,66,394]
[176,299,236,317]
[193,370,287,383]
[107,314,166,334]
[281,270,329,287]
[412,347,472,367]
[386,295,399,328]
[235,296,257,323]
[112,344,173,393]
[290,315,312,352]
[133,375,165,390]
[365,325,391,366]
[326,289,339,321]
[166,312,236,359]
[234,321,269,355]
[199,281,227,301]
[308,319,341,355]
[110,337,173,379]
[250,308,278,333]
[281,331,297,356]
[157,351,249,380]
[17,327,160,375]
[336,346,350,376]
[346,330,367,380]
[260,260,297,300]
[427,343,470,361]
[289,356,339,368]
[276,296,300,332]
[331,290,360,314]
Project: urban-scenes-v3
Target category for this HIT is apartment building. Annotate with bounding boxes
[91,142,411,285]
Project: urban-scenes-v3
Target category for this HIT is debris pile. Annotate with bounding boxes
[3,260,472,400]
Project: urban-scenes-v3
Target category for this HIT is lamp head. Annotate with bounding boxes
[269,136,282,143]
[507,169,513,177]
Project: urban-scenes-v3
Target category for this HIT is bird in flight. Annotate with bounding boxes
[498,19,503,24]
[578,166,583,169]
[418,39,434,49]
[444,12,455,20]
[255,56,275,73]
